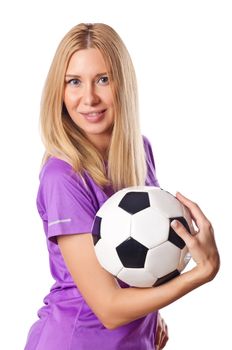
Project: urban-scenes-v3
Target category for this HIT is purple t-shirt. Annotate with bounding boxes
[25,137,160,350]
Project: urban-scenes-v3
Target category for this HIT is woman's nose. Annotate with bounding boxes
[82,84,100,106]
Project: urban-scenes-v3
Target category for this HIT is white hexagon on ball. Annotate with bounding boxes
[95,238,123,276]
[148,188,184,219]
[131,207,170,248]
[117,267,156,288]
[100,205,132,246]
[145,241,181,277]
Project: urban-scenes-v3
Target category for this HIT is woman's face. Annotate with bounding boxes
[64,48,114,152]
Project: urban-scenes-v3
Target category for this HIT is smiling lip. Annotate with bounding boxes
[80,109,106,122]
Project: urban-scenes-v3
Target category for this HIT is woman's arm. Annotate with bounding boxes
[57,192,220,330]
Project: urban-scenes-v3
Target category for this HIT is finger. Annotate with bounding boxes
[160,321,169,349]
[176,192,208,225]
[155,331,161,346]
[164,322,168,339]
[171,219,194,247]
[155,326,162,346]
[158,333,168,350]
[156,317,168,349]
[155,313,162,344]
[160,336,169,349]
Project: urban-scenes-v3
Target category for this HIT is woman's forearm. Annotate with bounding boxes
[105,266,209,329]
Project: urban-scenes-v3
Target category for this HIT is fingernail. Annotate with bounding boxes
[171,220,178,228]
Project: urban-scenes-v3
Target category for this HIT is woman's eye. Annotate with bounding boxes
[98,76,109,85]
[67,79,81,86]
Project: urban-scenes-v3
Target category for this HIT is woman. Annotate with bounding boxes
[24,23,219,350]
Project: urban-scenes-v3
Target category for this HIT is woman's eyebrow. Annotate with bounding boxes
[65,74,81,78]
[65,72,108,78]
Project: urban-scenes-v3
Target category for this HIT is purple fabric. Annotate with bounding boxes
[24,137,159,350]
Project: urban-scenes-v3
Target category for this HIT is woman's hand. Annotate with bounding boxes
[155,312,169,349]
[171,192,220,282]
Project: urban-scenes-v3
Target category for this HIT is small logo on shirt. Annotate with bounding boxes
[48,218,72,227]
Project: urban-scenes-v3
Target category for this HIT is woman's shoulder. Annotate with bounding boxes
[142,135,160,187]
[142,135,154,156]
[142,134,150,146]
[38,157,100,197]
[39,157,74,181]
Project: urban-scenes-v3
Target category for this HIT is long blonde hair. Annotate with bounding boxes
[40,23,147,191]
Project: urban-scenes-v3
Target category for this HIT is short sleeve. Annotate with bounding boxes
[143,136,160,187]
[36,158,98,243]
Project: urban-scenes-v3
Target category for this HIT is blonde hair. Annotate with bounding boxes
[40,23,147,191]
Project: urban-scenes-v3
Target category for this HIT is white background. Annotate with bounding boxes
[0,0,231,349]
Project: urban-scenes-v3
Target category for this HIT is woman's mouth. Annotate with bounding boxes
[80,109,106,122]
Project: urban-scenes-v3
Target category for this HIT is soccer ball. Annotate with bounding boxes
[92,186,193,287]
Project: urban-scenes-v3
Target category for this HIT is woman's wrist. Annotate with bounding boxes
[196,258,220,282]
[187,259,220,286]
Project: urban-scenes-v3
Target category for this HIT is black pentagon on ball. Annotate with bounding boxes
[92,216,102,235]
[116,237,148,268]
[169,217,190,249]
[153,269,180,287]
[118,191,150,214]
